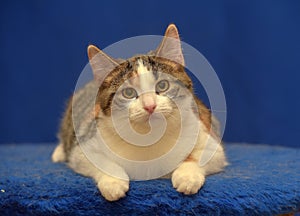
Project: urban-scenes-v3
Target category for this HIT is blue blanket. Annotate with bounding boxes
[0,143,299,215]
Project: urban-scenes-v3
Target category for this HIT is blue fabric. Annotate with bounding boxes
[1,1,300,147]
[0,143,299,215]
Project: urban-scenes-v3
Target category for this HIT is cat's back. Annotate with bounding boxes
[59,81,99,156]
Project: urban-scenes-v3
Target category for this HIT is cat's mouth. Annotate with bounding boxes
[145,112,162,121]
[128,111,170,135]
[130,110,173,124]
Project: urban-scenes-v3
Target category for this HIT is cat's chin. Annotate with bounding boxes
[129,116,151,134]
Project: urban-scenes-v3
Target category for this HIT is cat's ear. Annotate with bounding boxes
[156,24,185,66]
[87,45,119,83]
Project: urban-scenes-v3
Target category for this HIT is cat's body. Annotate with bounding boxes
[52,24,228,201]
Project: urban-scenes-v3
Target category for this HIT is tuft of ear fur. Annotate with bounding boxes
[156,24,185,66]
[87,45,119,83]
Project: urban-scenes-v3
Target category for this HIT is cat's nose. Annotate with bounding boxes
[144,104,156,114]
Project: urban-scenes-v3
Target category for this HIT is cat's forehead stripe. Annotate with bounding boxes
[136,59,156,91]
[136,59,149,75]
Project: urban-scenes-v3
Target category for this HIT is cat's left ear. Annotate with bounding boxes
[87,45,119,83]
[156,24,185,66]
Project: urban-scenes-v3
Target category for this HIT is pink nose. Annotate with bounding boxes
[144,104,156,114]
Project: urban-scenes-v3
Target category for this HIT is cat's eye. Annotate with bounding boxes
[156,80,169,93]
[122,87,138,99]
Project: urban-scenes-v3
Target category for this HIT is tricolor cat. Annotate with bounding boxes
[52,24,228,201]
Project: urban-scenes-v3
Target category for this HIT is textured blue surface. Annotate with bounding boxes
[0,143,299,215]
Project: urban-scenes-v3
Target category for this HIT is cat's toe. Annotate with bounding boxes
[172,163,205,195]
[97,175,129,201]
[172,171,205,195]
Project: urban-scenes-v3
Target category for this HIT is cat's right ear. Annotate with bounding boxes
[156,24,185,66]
[87,45,119,83]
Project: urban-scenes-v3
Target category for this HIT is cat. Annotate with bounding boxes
[52,24,228,201]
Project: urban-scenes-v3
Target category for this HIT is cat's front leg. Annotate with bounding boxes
[171,161,205,195]
[97,174,129,201]
[68,145,129,201]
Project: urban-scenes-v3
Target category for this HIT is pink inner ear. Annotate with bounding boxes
[155,24,185,66]
[165,24,180,40]
[156,37,185,66]
[87,45,120,83]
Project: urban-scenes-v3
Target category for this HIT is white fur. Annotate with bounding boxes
[172,161,205,195]
[67,144,129,201]
[171,121,227,194]
[136,59,155,92]
[60,116,227,199]
[51,143,66,162]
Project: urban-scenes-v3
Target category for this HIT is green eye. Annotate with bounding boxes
[156,80,169,93]
[122,87,137,99]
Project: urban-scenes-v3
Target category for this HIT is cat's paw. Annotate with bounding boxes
[52,143,66,163]
[172,162,205,195]
[97,175,129,201]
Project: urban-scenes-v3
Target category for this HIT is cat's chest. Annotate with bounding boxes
[98,121,181,161]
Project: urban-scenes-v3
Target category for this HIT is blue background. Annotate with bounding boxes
[1,1,299,147]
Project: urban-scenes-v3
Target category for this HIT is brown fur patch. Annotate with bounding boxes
[93,104,101,118]
[184,155,197,162]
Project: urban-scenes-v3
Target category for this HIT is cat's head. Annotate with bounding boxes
[88,24,194,125]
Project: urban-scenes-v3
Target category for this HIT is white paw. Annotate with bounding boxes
[97,175,129,201]
[172,162,205,195]
[52,143,66,162]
